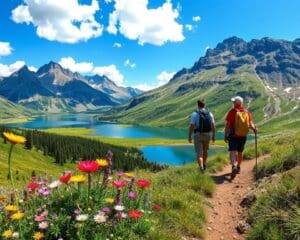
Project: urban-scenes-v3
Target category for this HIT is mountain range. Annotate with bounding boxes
[0,61,142,113]
[98,36,300,130]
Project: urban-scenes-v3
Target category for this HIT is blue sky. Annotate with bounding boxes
[0,0,299,90]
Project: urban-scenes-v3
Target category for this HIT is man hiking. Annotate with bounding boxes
[224,96,257,180]
[189,99,216,172]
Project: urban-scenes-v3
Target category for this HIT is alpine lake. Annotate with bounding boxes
[5,114,226,166]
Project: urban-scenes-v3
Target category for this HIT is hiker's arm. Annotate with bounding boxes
[188,124,194,143]
[249,121,257,134]
[211,122,216,143]
[224,121,231,142]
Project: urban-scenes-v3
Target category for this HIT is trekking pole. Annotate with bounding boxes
[255,132,258,180]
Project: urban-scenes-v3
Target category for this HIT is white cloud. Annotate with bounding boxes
[205,46,210,52]
[192,16,201,22]
[93,64,124,86]
[185,24,193,31]
[113,42,122,48]
[0,61,25,77]
[28,66,37,72]
[59,57,94,74]
[107,0,184,46]
[11,0,103,43]
[124,59,136,68]
[0,42,13,57]
[104,0,113,3]
[157,70,175,86]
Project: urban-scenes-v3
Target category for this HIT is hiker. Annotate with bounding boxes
[188,99,216,172]
[224,96,257,179]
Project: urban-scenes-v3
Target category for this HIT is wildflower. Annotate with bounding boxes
[40,210,48,217]
[136,179,151,188]
[38,187,50,196]
[38,221,48,230]
[153,204,161,211]
[94,214,106,223]
[5,205,18,212]
[70,175,86,183]
[112,181,126,189]
[96,159,109,167]
[104,198,114,204]
[2,229,13,238]
[117,172,124,177]
[102,207,110,213]
[76,214,88,222]
[27,182,39,190]
[3,132,26,144]
[12,232,19,238]
[33,232,44,240]
[77,160,99,173]
[59,174,71,183]
[128,209,142,219]
[124,172,134,178]
[11,212,24,221]
[34,215,45,222]
[128,191,137,199]
[74,209,81,215]
[114,205,124,211]
[48,180,61,189]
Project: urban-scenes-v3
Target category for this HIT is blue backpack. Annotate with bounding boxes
[195,109,212,133]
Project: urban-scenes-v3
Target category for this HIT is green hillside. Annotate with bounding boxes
[0,97,35,123]
[98,66,299,131]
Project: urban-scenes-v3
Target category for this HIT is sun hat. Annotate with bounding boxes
[231,96,243,105]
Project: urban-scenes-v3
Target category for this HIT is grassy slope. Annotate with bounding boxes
[0,140,75,187]
[98,66,273,129]
[0,97,35,123]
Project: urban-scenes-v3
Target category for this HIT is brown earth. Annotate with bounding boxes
[205,156,268,240]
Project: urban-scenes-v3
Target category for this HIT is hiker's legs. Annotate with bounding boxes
[237,152,243,167]
[200,133,210,167]
[230,151,237,167]
[194,134,204,168]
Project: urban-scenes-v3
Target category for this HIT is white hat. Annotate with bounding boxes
[231,96,243,104]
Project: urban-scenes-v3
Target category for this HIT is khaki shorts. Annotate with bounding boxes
[194,133,210,156]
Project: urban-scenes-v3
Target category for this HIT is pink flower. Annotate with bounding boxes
[128,191,137,199]
[74,209,81,215]
[38,221,48,229]
[117,172,124,177]
[112,181,126,189]
[77,160,100,173]
[34,215,45,222]
[136,179,151,188]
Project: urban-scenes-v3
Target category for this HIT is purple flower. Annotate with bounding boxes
[102,207,110,213]
[74,209,81,215]
[128,191,137,199]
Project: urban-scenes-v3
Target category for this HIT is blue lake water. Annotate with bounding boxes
[4,114,225,165]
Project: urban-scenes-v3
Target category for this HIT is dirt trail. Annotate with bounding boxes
[205,156,267,240]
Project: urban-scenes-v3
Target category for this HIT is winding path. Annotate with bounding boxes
[205,156,267,240]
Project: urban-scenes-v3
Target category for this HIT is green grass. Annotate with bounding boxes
[0,140,75,187]
[247,167,300,240]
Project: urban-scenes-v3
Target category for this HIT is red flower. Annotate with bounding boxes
[59,174,71,183]
[77,160,100,173]
[112,181,127,189]
[136,179,151,188]
[128,209,142,219]
[27,182,39,190]
[153,204,161,211]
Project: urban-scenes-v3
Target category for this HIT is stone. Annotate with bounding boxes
[207,226,213,231]
[236,220,250,234]
[240,193,256,208]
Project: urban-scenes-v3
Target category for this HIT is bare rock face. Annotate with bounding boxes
[240,193,257,208]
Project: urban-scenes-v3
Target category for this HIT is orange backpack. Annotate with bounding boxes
[235,109,249,136]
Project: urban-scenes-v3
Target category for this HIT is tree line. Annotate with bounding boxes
[0,126,166,172]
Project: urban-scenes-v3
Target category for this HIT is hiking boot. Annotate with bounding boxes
[237,166,241,174]
[203,164,206,170]
[199,166,205,173]
[231,166,238,180]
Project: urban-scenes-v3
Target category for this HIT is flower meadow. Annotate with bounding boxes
[0,132,159,240]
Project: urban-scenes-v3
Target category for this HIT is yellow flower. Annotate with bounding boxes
[104,198,114,204]
[70,175,86,183]
[96,159,109,167]
[3,132,26,145]
[5,205,18,212]
[2,230,13,238]
[11,212,24,221]
[124,172,134,178]
[33,232,44,240]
